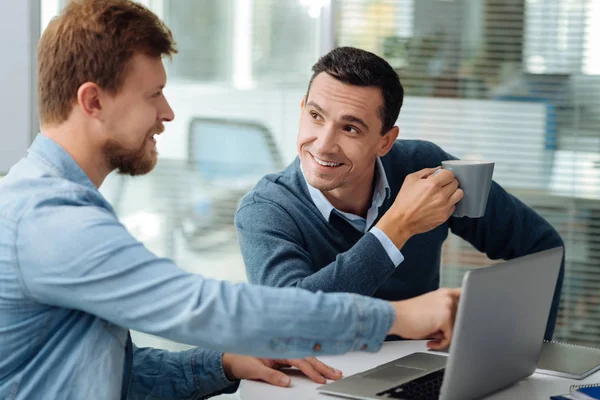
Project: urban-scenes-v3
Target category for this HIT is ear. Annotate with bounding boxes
[377,125,399,157]
[300,95,306,110]
[76,82,104,119]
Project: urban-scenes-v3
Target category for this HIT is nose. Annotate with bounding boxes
[314,124,338,154]
[160,97,175,122]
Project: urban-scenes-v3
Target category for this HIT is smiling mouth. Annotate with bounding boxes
[312,154,343,167]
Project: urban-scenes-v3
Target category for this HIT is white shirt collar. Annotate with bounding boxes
[301,157,391,228]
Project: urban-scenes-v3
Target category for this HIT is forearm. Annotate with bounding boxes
[18,208,395,360]
[449,183,565,339]
[251,234,397,296]
[375,212,412,250]
[157,281,396,358]
[237,201,399,296]
[129,345,238,400]
[450,183,563,259]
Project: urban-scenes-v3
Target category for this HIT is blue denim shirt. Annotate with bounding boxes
[0,135,395,400]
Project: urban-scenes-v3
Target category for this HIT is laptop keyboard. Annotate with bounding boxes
[376,369,445,400]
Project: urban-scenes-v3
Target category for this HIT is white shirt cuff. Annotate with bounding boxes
[369,227,405,267]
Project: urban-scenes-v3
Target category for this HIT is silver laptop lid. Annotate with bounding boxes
[440,246,563,400]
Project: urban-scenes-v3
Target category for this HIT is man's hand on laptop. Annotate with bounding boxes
[222,354,343,387]
[376,168,463,250]
[388,288,461,350]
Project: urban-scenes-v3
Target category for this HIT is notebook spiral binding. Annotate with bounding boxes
[556,339,600,391]
[544,340,600,351]
[570,382,600,391]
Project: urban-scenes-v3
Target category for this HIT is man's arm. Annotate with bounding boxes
[15,205,394,359]
[129,346,345,399]
[448,181,565,339]
[129,345,238,400]
[235,199,398,295]
[235,169,461,295]
[425,144,565,340]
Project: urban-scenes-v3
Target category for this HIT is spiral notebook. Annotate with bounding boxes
[537,340,600,380]
[550,383,600,400]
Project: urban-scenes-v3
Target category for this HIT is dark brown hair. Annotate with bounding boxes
[307,46,404,135]
[37,0,177,125]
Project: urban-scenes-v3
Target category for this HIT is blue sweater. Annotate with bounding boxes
[235,140,564,339]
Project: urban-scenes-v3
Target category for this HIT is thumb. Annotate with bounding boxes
[257,365,291,387]
[413,167,441,179]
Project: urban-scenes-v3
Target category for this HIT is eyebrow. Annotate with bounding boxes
[147,85,165,97]
[306,101,370,131]
[341,114,369,131]
[306,101,326,115]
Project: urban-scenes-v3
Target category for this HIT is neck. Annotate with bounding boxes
[322,164,377,218]
[41,120,112,188]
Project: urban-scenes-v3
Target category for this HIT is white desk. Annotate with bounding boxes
[240,341,600,399]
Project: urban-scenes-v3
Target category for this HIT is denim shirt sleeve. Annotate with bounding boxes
[129,345,238,400]
[14,204,394,358]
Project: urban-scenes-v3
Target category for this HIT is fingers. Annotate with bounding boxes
[411,167,441,179]
[448,188,464,205]
[427,169,455,186]
[448,205,456,219]
[426,332,444,340]
[440,317,454,349]
[304,357,343,381]
[427,338,449,350]
[255,364,292,387]
[428,316,454,351]
[431,288,461,349]
[283,359,329,384]
[441,179,459,199]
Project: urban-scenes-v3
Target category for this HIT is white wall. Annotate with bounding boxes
[160,84,306,164]
[0,0,39,174]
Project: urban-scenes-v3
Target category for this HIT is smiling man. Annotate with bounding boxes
[0,3,466,399]
[235,46,564,340]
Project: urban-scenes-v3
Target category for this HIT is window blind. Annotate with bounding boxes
[337,0,600,346]
[40,0,600,349]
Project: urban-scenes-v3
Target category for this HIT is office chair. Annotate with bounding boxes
[180,117,283,251]
[187,117,283,184]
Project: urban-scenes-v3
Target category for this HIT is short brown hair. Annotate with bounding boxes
[37,0,177,125]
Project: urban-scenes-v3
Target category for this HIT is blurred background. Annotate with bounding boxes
[2,0,600,378]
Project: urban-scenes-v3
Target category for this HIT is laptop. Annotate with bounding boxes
[317,247,564,400]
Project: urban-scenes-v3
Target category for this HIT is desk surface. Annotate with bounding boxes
[240,341,600,400]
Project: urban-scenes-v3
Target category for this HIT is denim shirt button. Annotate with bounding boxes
[313,343,322,352]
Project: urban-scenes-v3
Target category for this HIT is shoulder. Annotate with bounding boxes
[236,159,317,231]
[382,140,454,174]
[389,139,451,162]
[0,172,100,223]
[238,159,306,210]
[16,194,133,275]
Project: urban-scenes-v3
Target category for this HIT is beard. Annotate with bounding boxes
[104,125,163,176]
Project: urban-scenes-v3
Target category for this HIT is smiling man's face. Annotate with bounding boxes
[297,72,396,194]
[101,53,175,175]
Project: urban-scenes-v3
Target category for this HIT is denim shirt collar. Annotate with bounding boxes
[28,134,99,193]
[301,157,391,224]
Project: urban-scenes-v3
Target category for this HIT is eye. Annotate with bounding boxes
[310,111,322,121]
[344,125,360,135]
[152,91,162,98]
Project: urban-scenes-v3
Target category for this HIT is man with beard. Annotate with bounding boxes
[0,1,462,399]
[236,46,564,341]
